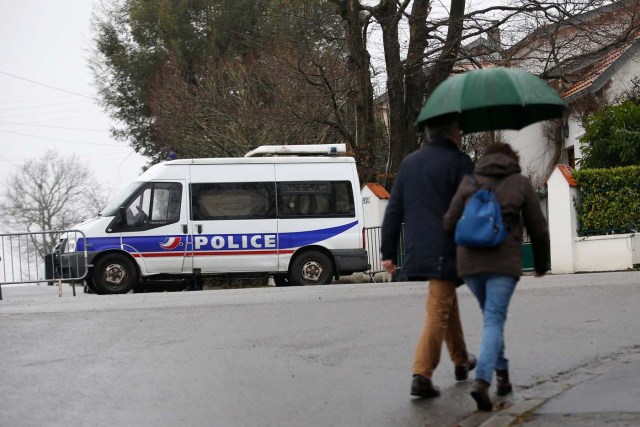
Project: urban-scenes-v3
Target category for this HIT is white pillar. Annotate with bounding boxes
[547,165,579,274]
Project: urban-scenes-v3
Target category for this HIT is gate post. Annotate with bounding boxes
[546,165,579,274]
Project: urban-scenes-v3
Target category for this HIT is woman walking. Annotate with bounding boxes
[443,143,550,411]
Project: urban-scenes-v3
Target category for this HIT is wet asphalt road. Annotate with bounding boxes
[1,271,639,427]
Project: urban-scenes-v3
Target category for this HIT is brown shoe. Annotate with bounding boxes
[470,379,493,411]
[496,369,513,396]
[455,353,477,381]
[411,375,441,398]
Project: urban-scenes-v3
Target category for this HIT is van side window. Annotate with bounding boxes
[277,181,355,218]
[123,182,182,230]
[191,182,276,220]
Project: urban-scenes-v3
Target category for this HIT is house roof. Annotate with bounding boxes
[561,40,639,101]
[462,35,499,53]
[511,0,637,53]
[363,183,391,199]
[454,34,504,72]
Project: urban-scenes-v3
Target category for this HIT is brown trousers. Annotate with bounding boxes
[413,279,469,378]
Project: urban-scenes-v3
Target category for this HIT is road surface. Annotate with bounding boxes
[1,271,639,426]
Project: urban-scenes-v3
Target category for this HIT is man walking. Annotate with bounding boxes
[381,113,476,398]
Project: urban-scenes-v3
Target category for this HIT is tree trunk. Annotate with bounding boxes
[383,0,466,178]
[374,0,406,183]
[424,0,466,97]
[331,0,378,183]
[401,0,431,168]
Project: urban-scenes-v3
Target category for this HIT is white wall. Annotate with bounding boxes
[504,124,553,185]
[565,115,583,162]
[607,53,640,101]
[574,234,636,272]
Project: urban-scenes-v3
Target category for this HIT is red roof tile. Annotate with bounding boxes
[543,164,578,187]
[558,164,578,187]
[561,42,633,100]
[364,183,391,199]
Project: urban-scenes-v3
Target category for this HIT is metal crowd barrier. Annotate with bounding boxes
[0,230,88,300]
[364,225,404,282]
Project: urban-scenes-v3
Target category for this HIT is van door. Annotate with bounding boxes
[274,162,361,270]
[187,164,278,274]
[116,180,189,274]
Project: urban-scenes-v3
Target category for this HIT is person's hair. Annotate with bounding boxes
[426,113,460,139]
[484,142,520,162]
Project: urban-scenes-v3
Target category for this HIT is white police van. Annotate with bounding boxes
[58,144,369,294]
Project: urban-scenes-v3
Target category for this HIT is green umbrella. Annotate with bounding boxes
[416,67,566,134]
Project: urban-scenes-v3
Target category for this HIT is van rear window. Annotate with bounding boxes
[277,181,355,218]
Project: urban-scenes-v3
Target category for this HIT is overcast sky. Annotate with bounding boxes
[0,0,500,200]
[0,0,148,196]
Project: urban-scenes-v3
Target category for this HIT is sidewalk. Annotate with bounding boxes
[457,346,640,427]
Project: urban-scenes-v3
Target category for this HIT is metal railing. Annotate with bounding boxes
[364,225,404,282]
[0,230,88,300]
[365,224,536,278]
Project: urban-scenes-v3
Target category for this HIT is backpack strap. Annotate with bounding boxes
[469,174,504,192]
[466,174,480,189]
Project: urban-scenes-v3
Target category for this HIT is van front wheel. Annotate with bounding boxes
[290,251,333,286]
[93,253,138,294]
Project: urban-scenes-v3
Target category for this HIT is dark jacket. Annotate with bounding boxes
[443,152,550,278]
[381,137,474,281]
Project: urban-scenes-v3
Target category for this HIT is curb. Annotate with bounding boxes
[456,346,640,427]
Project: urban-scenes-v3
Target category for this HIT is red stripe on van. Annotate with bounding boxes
[190,250,296,256]
[133,249,296,258]
[191,250,279,256]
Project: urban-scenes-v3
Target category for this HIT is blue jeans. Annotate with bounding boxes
[464,274,518,384]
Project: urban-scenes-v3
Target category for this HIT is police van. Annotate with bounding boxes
[58,144,369,294]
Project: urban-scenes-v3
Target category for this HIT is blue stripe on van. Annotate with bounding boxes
[76,220,358,254]
[278,220,358,249]
[77,237,121,252]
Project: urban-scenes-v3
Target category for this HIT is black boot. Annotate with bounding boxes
[496,369,512,396]
[470,379,493,411]
[454,353,477,381]
[411,375,441,398]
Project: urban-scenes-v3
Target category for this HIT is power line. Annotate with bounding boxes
[0,129,121,146]
[19,114,109,124]
[0,95,78,106]
[0,121,108,132]
[0,100,94,112]
[0,107,102,120]
[0,70,97,100]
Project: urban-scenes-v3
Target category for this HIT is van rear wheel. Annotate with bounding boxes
[92,253,138,294]
[290,251,333,286]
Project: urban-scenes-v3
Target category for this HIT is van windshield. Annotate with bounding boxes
[100,182,145,217]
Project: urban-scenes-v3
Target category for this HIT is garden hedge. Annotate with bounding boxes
[573,165,640,236]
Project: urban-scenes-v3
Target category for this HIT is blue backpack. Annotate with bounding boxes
[454,176,507,248]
